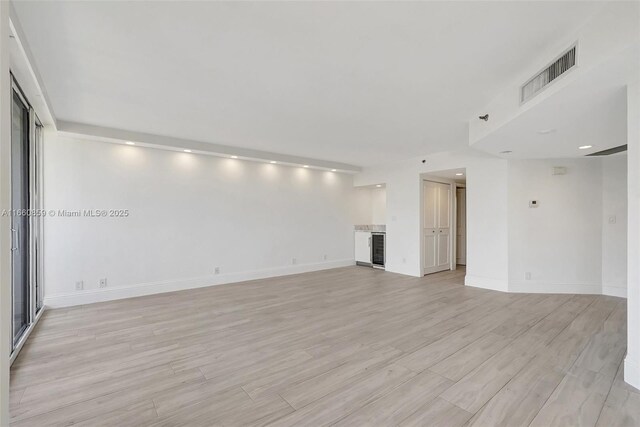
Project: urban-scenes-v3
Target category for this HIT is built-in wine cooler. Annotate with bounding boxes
[371,232,385,269]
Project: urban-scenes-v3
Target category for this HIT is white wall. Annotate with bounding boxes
[352,186,386,225]
[43,134,356,307]
[355,148,509,285]
[507,156,627,295]
[465,158,509,291]
[356,149,628,297]
[371,187,386,224]
[626,81,640,390]
[602,154,628,297]
[507,158,604,294]
[0,1,11,423]
[352,186,373,225]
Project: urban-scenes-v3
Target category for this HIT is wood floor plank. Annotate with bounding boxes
[596,362,640,427]
[333,370,453,426]
[467,356,565,427]
[569,331,626,379]
[438,340,535,413]
[398,397,473,427]
[529,368,614,427]
[272,364,416,426]
[7,266,633,426]
[73,400,159,427]
[278,346,402,409]
[430,332,512,382]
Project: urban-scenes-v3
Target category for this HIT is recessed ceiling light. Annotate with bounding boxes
[456,173,464,176]
[184,149,192,153]
[376,184,382,188]
[578,145,592,150]
[231,155,238,159]
[500,150,512,154]
[537,129,557,135]
[331,169,337,172]
[303,165,309,168]
[270,161,277,164]
[125,141,135,145]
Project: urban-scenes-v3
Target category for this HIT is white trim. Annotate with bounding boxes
[420,176,457,276]
[10,306,44,365]
[57,122,360,174]
[44,259,355,308]
[624,356,640,391]
[0,3,12,423]
[465,275,508,292]
[508,281,601,294]
[603,285,627,298]
[8,9,56,127]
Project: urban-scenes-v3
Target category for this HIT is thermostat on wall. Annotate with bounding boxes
[529,200,539,208]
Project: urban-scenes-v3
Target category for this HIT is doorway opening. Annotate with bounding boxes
[421,169,466,276]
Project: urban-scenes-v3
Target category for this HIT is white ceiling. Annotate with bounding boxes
[13,1,605,166]
[424,168,467,184]
[473,44,637,159]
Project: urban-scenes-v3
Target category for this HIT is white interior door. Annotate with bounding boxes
[423,181,451,275]
[456,188,467,265]
[423,182,438,272]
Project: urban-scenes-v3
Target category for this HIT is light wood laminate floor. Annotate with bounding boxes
[10,266,639,426]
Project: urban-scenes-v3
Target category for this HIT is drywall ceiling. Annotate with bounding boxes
[473,44,637,159]
[424,168,467,183]
[12,1,604,166]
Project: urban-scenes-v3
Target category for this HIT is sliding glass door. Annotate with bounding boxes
[33,123,44,313]
[11,87,30,345]
[10,77,44,354]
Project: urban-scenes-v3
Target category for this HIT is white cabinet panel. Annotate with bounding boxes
[438,230,450,267]
[424,232,437,270]
[438,185,451,228]
[355,231,372,264]
[423,183,438,229]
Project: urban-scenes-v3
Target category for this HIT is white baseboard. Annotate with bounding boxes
[625,356,640,391]
[508,281,601,294]
[603,285,627,298]
[464,275,508,292]
[44,259,355,308]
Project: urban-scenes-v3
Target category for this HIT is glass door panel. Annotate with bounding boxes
[11,90,30,346]
[33,122,44,312]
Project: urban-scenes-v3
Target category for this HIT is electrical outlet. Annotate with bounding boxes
[214,267,220,275]
[75,281,84,291]
[292,258,297,265]
[525,272,532,280]
[99,278,107,288]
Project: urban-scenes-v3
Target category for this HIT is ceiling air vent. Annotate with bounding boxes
[586,145,628,156]
[521,45,576,103]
